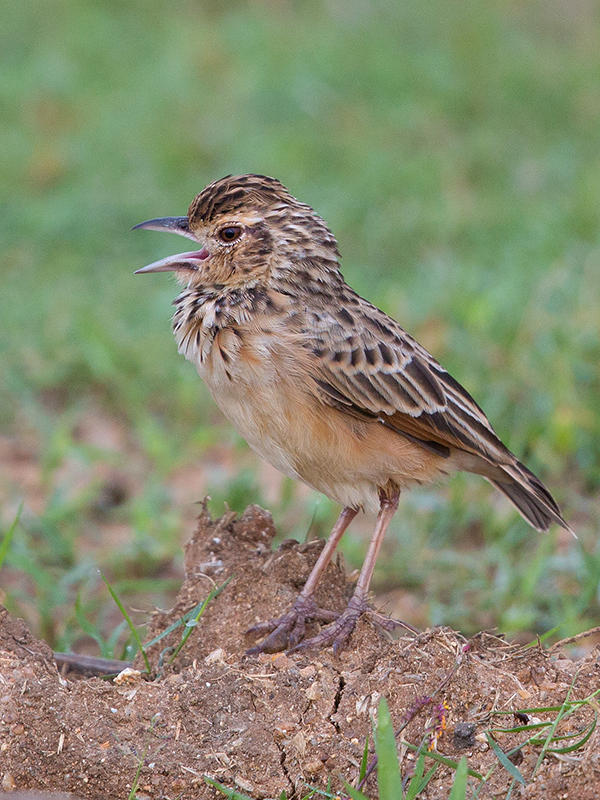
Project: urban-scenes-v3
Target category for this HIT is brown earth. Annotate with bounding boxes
[1,505,599,799]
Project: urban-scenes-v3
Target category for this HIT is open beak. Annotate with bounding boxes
[132,216,210,274]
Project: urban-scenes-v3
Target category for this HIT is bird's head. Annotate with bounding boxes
[133,174,340,291]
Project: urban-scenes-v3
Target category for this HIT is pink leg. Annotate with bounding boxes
[292,489,405,654]
[246,506,358,654]
[298,506,358,598]
[353,491,399,602]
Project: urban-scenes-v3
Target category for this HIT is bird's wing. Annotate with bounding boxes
[297,290,570,533]
[303,295,511,465]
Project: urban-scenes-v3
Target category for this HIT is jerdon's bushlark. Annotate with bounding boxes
[134,174,572,654]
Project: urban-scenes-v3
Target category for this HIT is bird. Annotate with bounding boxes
[133,174,572,654]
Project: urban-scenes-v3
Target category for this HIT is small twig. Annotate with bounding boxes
[549,626,600,652]
[54,652,133,676]
[356,641,470,791]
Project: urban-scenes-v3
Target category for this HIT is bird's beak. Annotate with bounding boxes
[132,216,210,274]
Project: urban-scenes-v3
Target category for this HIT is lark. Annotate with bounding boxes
[133,174,571,654]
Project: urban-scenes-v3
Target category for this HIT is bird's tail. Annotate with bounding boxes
[489,459,573,534]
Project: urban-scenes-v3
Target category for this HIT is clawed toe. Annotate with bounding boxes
[247,591,417,655]
[367,608,419,635]
[246,596,339,655]
[288,599,418,654]
[289,599,364,655]
[246,622,300,654]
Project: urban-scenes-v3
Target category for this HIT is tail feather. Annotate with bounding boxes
[489,459,573,534]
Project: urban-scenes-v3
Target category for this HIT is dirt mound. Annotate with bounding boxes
[1,504,598,799]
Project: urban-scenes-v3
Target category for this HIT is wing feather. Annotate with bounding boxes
[303,297,511,466]
[296,287,570,532]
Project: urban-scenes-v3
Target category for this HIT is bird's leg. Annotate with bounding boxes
[246,506,358,654]
[291,488,403,654]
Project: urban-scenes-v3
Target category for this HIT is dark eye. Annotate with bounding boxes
[218,225,242,243]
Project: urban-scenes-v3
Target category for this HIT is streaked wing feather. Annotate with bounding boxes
[305,299,510,465]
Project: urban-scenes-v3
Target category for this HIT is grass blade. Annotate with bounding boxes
[358,733,369,784]
[203,776,255,799]
[342,784,369,800]
[448,756,468,799]
[400,739,484,781]
[547,713,597,754]
[101,571,151,673]
[524,626,560,648]
[128,714,159,800]
[532,671,578,775]
[303,782,341,799]
[419,763,439,793]
[168,576,232,664]
[0,501,22,569]
[404,753,426,800]
[74,590,106,653]
[374,697,403,800]
[490,721,551,734]
[142,585,232,649]
[485,733,526,785]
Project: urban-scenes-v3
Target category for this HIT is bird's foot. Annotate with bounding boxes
[285,593,369,655]
[246,595,338,654]
[289,596,419,655]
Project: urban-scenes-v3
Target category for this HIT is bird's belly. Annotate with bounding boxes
[193,336,445,512]
[201,347,304,481]
[211,383,303,481]
[208,380,443,512]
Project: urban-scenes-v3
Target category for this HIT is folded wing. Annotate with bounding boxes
[302,293,571,533]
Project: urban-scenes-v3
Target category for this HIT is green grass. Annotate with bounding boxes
[1,1,599,651]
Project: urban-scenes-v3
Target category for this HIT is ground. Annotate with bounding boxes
[1,505,599,799]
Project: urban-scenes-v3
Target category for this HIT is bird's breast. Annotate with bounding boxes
[174,305,305,479]
[173,301,446,511]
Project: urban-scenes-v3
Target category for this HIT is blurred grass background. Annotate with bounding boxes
[1,0,598,655]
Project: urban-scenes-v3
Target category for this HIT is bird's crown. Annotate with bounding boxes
[187,174,297,224]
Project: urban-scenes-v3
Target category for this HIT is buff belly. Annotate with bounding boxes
[184,326,446,512]
[207,372,444,512]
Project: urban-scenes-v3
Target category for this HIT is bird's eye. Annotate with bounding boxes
[218,225,242,243]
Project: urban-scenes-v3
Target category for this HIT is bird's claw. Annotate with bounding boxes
[287,594,367,655]
[246,596,338,655]
[247,593,416,655]
[288,599,418,654]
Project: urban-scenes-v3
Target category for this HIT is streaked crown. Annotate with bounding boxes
[187,174,340,261]
[188,174,296,223]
